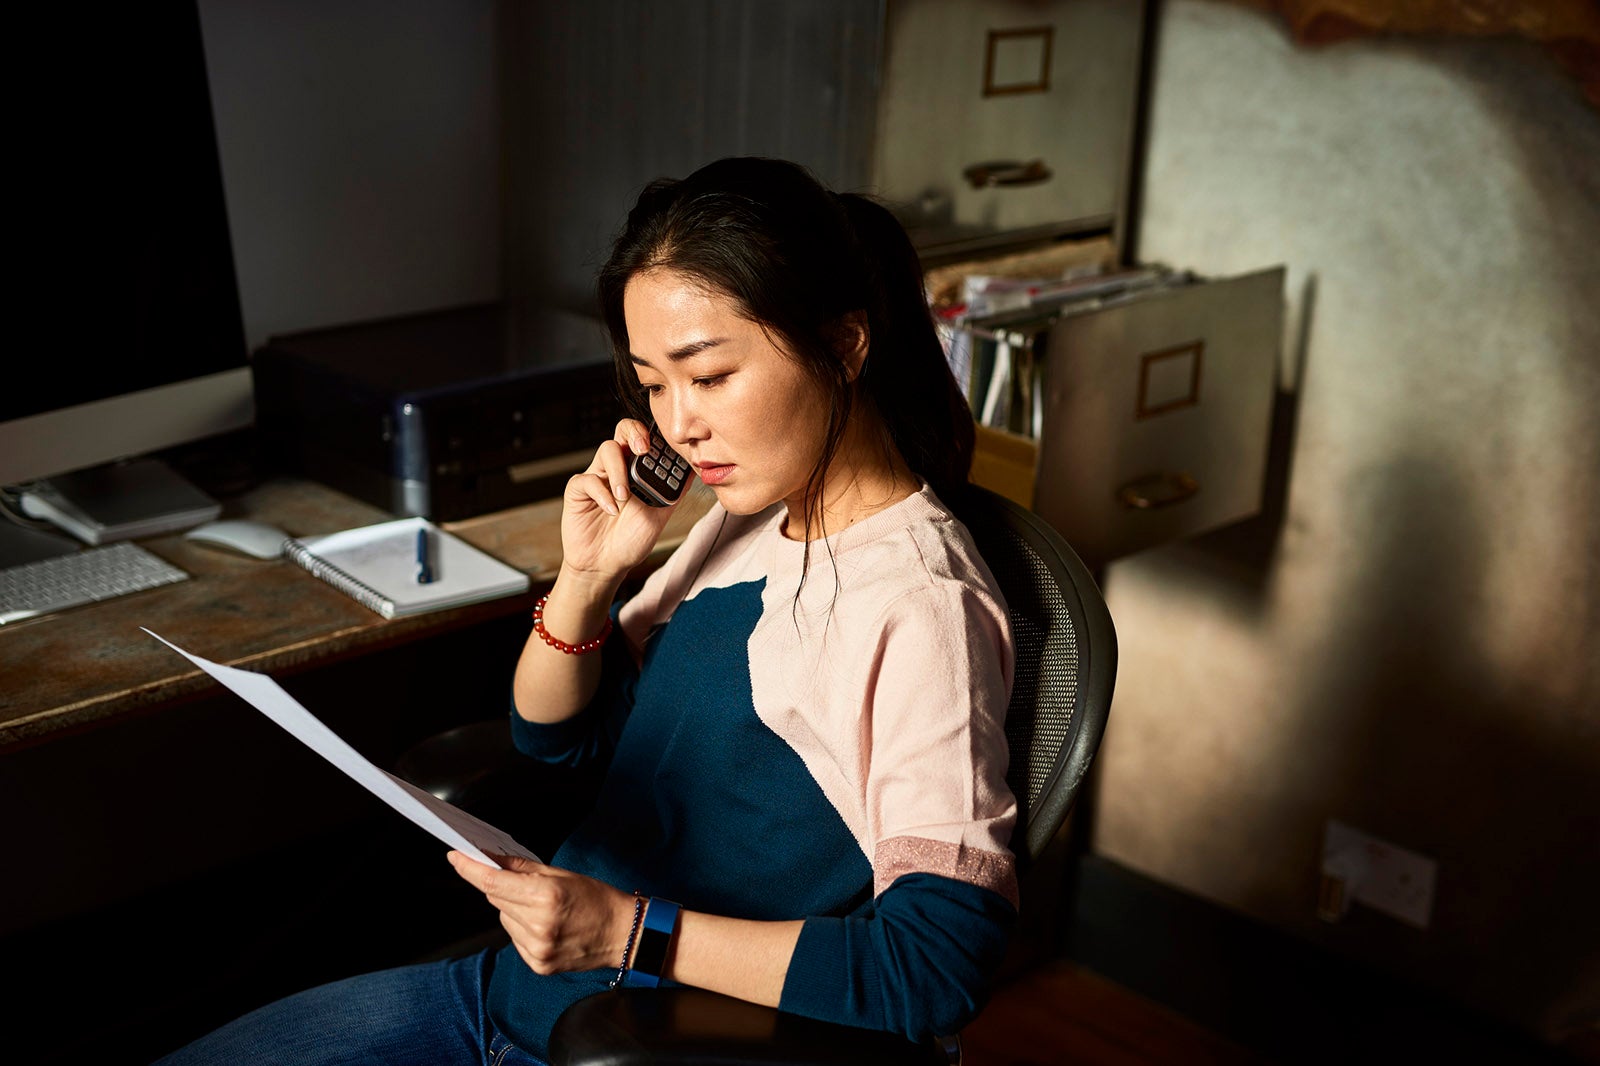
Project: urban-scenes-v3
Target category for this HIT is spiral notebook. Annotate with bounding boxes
[285,516,529,619]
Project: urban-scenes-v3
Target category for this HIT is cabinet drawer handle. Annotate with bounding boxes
[963,159,1052,188]
[1118,471,1199,510]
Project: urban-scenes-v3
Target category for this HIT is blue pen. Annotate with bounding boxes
[415,527,434,584]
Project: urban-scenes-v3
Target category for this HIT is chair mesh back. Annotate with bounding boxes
[954,488,1098,867]
[998,540,1079,829]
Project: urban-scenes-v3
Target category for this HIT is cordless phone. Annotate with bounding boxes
[627,423,691,507]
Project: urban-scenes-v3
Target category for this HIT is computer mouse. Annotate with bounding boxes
[184,519,291,560]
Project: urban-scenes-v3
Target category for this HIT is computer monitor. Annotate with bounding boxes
[0,1,251,497]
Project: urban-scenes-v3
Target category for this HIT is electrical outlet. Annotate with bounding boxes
[1320,820,1437,929]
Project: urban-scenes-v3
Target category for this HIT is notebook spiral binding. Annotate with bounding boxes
[284,539,392,616]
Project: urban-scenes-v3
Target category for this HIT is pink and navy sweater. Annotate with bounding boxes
[487,484,1018,1058]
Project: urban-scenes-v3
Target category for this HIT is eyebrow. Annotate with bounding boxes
[629,337,727,368]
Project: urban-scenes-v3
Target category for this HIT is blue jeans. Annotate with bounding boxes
[152,950,545,1066]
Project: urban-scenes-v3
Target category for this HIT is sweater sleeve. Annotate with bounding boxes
[780,873,1015,1040]
[778,577,1019,1040]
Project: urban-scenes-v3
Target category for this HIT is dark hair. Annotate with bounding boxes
[596,156,973,538]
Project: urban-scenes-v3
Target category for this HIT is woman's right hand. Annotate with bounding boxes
[560,418,679,583]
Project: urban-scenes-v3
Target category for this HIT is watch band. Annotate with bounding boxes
[624,897,681,988]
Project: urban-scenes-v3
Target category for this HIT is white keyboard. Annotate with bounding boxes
[0,540,190,624]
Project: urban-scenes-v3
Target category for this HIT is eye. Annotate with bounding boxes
[639,382,664,399]
[693,373,729,389]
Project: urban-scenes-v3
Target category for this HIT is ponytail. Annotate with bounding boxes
[835,192,974,499]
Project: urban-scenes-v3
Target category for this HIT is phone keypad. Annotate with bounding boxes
[631,433,691,505]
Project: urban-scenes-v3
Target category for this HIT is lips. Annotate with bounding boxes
[694,462,734,486]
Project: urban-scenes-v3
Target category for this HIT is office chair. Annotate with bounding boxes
[397,483,1117,1066]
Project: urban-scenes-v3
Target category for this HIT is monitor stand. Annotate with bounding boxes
[18,457,222,546]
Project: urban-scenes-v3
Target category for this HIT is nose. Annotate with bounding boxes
[655,388,706,450]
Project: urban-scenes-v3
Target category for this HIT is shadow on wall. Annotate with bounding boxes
[1157,426,1598,1046]
[1432,39,1600,1043]
[1164,364,1598,1045]
[1094,14,1593,1043]
[1119,36,1600,1045]
[1285,446,1599,1045]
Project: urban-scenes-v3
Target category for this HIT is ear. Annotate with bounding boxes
[832,311,870,382]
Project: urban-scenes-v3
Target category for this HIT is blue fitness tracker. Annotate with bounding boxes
[624,897,682,988]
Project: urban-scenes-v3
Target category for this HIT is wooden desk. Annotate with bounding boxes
[3,475,718,1063]
[0,476,715,753]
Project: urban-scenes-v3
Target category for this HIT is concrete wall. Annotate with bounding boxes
[196,0,883,356]
[1092,0,1599,1046]
[499,0,883,320]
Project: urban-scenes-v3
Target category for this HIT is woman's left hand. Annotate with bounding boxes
[447,852,636,975]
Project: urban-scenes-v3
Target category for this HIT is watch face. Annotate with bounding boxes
[627,897,681,983]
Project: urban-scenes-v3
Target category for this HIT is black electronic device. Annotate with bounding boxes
[627,424,691,508]
[2,0,252,501]
[252,303,621,521]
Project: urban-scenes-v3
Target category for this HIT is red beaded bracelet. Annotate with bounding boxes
[532,594,613,655]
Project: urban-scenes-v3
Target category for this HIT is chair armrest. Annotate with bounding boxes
[549,988,951,1066]
[393,718,601,861]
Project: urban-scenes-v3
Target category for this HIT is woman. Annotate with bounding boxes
[157,156,1017,1066]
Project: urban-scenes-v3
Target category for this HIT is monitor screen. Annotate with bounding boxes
[0,0,250,487]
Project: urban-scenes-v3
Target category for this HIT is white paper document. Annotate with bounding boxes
[144,629,541,868]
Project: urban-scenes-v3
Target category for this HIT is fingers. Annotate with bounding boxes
[495,853,543,873]
[569,464,624,515]
[450,855,629,976]
[595,438,633,509]
[599,418,656,506]
[614,418,650,457]
[569,425,646,517]
[449,850,554,905]
[447,851,496,890]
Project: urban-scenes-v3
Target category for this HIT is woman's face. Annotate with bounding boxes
[623,268,833,521]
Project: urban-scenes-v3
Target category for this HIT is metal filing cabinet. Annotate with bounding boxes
[874,0,1146,261]
[948,264,1286,570]
[877,0,1286,566]
[1029,267,1286,567]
